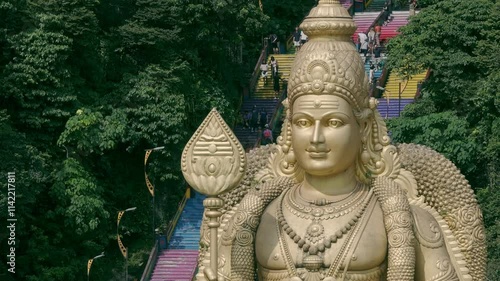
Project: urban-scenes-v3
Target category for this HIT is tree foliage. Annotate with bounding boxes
[262,0,316,42]
[0,0,312,280]
[386,0,499,277]
[3,16,75,135]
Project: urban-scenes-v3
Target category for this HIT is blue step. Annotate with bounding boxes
[167,192,205,250]
[376,98,414,118]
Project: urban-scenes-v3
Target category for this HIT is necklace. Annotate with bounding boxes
[297,182,361,206]
[288,183,365,213]
[285,184,368,220]
[277,186,373,271]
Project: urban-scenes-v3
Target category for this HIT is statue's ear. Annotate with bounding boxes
[359,118,370,139]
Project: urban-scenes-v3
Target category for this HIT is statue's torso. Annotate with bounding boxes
[255,186,387,280]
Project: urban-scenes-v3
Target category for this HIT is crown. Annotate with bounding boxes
[288,0,369,111]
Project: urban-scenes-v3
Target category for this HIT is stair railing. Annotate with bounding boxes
[249,40,269,97]
[286,34,294,52]
[347,1,354,16]
[270,81,288,130]
[368,10,385,32]
[415,68,431,99]
[165,188,191,242]
[365,0,373,9]
[140,188,191,281]
[372,64,389,97]
[253,81,288,147]
[140,240,159,281]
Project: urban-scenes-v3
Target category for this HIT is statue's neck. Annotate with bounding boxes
[300,166,358,200]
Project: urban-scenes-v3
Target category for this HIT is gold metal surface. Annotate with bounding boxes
[181,108,246,196]
[189,1,486,280]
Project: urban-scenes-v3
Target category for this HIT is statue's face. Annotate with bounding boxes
[291,95,361,176]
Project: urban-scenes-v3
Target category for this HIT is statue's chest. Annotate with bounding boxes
[255,197,387,271]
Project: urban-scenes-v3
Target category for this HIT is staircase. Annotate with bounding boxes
[253,54,295,99]
[379,11,410,42]
[234,54,295,149]
[384,70,426,99]
[376,98,414,119]
[149,193,205,281]
[340,0,352,9]
[365,0,386,12]
[234,99,280,150]
[351,12,381,42]
[364,57,383,82]
[375,70,426,119]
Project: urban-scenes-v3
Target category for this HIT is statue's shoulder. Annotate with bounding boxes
[202,144,292,245]
[395,143,486,281]
[410,204,445,248]
[409,203,462,281]
[216,144,288,213]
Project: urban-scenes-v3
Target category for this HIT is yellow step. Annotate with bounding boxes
[384,71,426,98]
[255,54,296,98]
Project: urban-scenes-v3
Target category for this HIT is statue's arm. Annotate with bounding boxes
[397,143,484,280]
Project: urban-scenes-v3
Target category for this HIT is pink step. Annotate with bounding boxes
[150,249,199,281]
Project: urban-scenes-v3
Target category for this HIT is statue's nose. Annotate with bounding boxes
[311,120,325,144]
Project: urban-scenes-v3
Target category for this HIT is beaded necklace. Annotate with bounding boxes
[285,184,367,221]
[276,186,374,280]
[297,182,361,206]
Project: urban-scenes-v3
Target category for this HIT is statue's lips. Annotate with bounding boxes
[306,148,331,158]
[308,152,329,158]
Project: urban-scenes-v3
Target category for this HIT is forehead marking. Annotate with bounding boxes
[298,99,339,109]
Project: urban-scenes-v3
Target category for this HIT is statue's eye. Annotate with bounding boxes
[295,119,312,128]
[328,119,344,128]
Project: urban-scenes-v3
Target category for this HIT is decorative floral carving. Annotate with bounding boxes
[457,206,477,225]
[247,215,260,230]
[305,222,325,243]
[472,225,485,242]
[444,214,458,231]
[388,228,412,248]
[430,258,459,281]
[385,214,394,230]
[311,79,325,93]
[181,108,246,196]
[393,212,413,229]
[233,210,248,226]
[235,229,253,246]
[455,230,474,253]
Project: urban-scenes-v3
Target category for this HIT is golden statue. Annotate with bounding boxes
[182,1,487,280]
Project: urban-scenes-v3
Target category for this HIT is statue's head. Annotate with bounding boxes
[276,0,391,183]
[290,95,362,177]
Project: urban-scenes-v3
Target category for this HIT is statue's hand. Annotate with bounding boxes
[203,268,217,281]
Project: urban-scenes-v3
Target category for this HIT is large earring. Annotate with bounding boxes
[273,100,301,179]
[281,117,297,169]
[361,143,370,165]
[360,122,370,165]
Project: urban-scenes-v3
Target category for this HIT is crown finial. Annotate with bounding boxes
[288,0,368,111]
[300,0,357,40]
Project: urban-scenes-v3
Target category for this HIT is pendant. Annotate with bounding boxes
[302,255,323,271]
[306,222,324,244]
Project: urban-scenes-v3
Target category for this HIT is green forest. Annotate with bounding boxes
[0,0,315,280]
[0,0,498,280]
[386,0,499,278]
